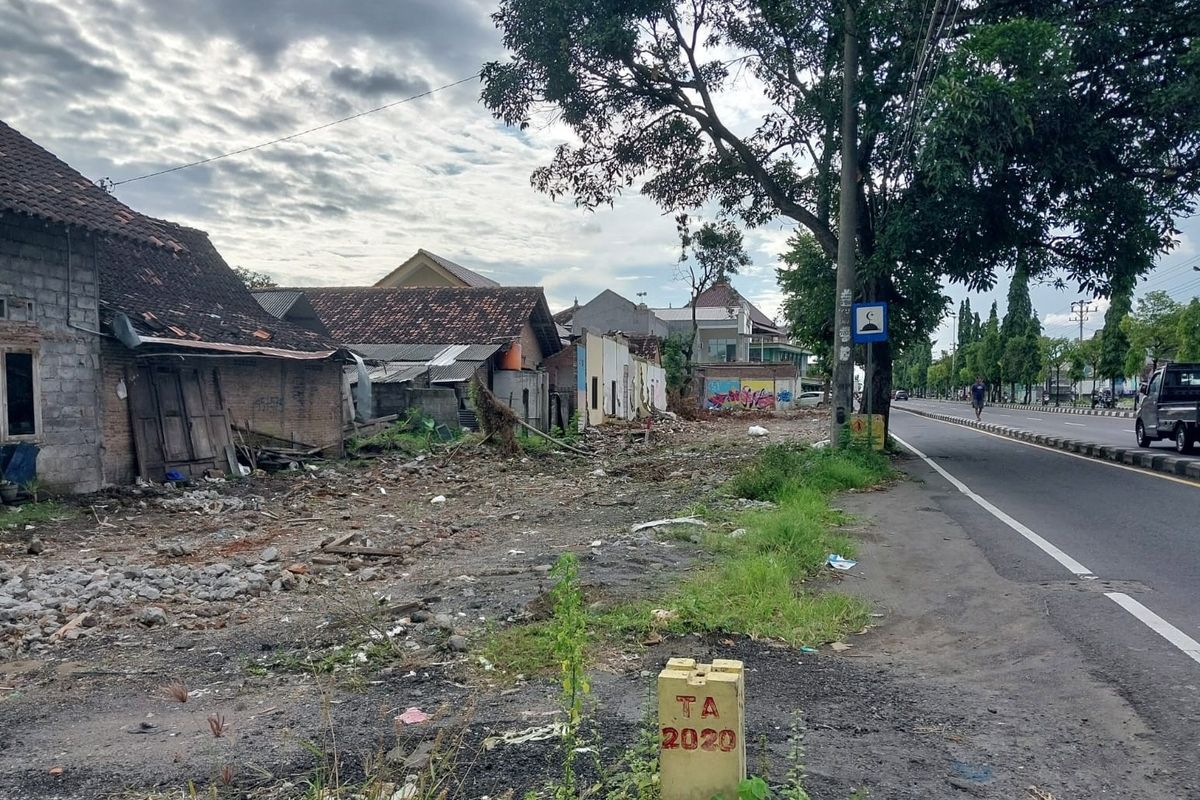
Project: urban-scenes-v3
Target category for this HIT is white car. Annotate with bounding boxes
[797,391,825,407]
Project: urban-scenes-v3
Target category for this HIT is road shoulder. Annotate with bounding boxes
[835,468,1183,798]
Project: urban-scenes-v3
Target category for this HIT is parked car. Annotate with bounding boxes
[894,389,909,401]
[1135,363,1200,453]
[797,391,825,407]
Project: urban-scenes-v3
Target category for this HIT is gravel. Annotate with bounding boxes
[0,551,316,658]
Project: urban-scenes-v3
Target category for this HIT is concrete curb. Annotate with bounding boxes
[917,399,1134,418]
[900,407,1200,482]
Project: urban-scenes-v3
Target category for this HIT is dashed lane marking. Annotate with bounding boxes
[892,430,1200,669]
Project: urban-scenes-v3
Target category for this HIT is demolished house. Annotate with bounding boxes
[0,120,347,491]
[256,286,564,431]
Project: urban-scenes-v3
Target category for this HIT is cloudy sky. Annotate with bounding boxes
[3,0,1197,348]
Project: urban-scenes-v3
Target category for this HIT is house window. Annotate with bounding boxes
[1,350,39,439]
[707,338,737,362]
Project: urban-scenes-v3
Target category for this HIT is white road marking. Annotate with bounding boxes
[892,429,1200,668]
[1123,429,1136,433]
[892,408,1200,487]
[891,433,1095,576]
[1026,417,1045,421]
[1105,593,1200,666]
[1063,422,1086,427]
[994,413,1012,417]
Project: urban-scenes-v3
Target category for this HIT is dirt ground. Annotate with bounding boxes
[0,413,1189,799]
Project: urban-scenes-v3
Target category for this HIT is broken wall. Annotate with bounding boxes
[101,341,345,484]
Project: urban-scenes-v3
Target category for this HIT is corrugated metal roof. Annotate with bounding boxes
[349,343,500,362]
[254,290,304,319]
[429,361,485,384]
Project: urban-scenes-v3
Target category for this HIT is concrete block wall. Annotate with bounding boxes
[0,214,103,493]
[373,384,459,429]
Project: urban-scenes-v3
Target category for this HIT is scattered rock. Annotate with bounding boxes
[26,538,44,555]
[432,613,455,631]
[258,546,280,564]
[410,610,431,623]
[446,635,469,653]
[138,606,168,627]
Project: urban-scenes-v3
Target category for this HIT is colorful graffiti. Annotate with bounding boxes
[705,378,796,410]
[706,379,776,410]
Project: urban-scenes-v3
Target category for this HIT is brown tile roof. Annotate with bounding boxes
[695,281,779,332]
[0,120,184,249]
[625,334,662,362]
[97,221,339,354]
[297,286,562,355]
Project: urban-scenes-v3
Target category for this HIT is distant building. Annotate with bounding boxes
[374,249,500,289]
[555,289,668,338]
[652,281,809,370]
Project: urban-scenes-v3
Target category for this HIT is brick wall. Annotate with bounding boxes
[0,213,103,493]
[100,341,345,484]
[220,358,345,453]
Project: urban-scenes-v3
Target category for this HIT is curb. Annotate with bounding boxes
[899,407,1200,482]
[918,399,1134,419]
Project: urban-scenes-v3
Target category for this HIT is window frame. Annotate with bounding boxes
[0,346,42,442]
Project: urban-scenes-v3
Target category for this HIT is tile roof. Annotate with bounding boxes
[298,286,562,356]
[98,222,340,355]
[625,334,662,361]
[0,120,184,249]
[694,281,779,332]
[419,249,500,288]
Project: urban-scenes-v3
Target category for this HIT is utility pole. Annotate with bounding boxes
[1070,298,1099,397]
[1069,299,1099,344]
[831,0,859,446]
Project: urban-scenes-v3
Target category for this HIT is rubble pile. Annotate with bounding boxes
[0,550,320,658]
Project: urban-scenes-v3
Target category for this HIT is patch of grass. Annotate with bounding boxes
[1,499,76,530]
[348,409,460,455]
[481,620,559,677]
[596,445,888,648]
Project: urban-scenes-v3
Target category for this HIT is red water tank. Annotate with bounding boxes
[499,342,523,370]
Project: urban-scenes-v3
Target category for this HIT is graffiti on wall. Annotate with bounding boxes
[706,379,775,410]
[705,378,796,410]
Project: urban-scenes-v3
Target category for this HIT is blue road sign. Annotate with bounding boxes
[851,302,888,343]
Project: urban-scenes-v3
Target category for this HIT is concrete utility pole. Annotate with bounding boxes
[1069,299,1099,344]
[947,310,958,395]
[830,0,859,446]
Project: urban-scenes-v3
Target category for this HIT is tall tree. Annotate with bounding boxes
[232,266,276,289]
[1097,280,1133,393]
[1121,291,1183,377]
[676,217,750,366]
[482,0,1200,426]
[1178,298,1200,362]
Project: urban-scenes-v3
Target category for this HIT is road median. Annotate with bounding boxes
[917,398,1134,418]
[897,406,1200,482]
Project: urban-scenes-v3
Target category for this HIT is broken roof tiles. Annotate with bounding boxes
[0,120,184,249]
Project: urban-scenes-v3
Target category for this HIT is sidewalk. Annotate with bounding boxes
[899,405,1200,481]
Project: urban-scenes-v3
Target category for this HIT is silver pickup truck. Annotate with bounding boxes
[1135,362,1200,454]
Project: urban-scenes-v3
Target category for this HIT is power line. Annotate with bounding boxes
[107,73,481,187]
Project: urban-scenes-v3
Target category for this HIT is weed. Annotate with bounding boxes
[206,713,228,738]
[162,680,189,703]
[549,553,590,800]
[348,409,458,455]
[481,620,559,677]
[596,446,885,647]
[0,499,75,530]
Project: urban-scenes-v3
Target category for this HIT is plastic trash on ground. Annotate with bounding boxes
[826,554,858,571]
[748,425,769,437]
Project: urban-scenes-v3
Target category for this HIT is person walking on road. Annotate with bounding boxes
[970,376,986,421]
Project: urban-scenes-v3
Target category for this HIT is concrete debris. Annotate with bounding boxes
[160,490,262,515]
[258,546,280,564]
[748,425,770,437]
[26,537,44,555]
[430,495,446,504]
[630,516,708,533]
[482,723,567,750]
[138,606,168,626]
[446,634,469,652]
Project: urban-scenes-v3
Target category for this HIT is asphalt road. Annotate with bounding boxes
[902,397,1149,450]
[890,410,1200,788]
